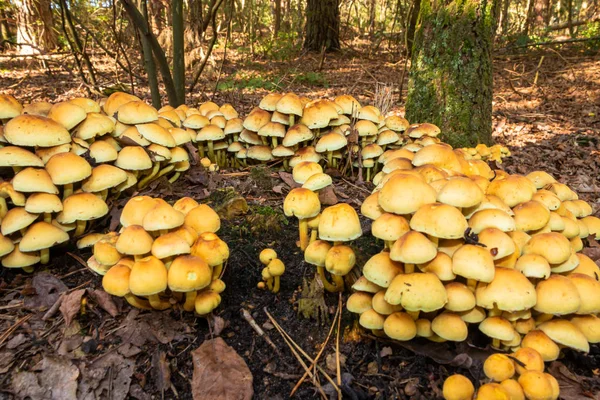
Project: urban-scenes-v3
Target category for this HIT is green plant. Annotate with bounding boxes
[294,71,329,87]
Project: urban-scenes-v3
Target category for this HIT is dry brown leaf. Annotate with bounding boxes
[191,337,253,400]
[59,289,85,327]
[549,361,600,400]
[87,289,119,317]
[24,273,67,311]
[78,352,135,400]
[319,185,339,205]
[278,171,300,189]
[152,351,171,393]
[12,356,79,400]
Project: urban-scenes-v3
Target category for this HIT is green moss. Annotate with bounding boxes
[406,0,497,147]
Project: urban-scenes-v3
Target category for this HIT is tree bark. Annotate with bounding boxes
[405,0,498,147]
[368,0,376,37]
[406,0,421,56]
[172,0,185,105]
[14,0,57,54]
[139,0,161,108]
[273,0,281,37]
[303,0,340,51]
[148,0,163,33]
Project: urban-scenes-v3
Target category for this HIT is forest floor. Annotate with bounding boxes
[1,44,600,399]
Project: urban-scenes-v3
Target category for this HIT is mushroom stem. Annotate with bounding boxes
[366,167,371,182]
[317,266,339,293]
[331,274,345,292]
[328,151,333,166]
[272,276,280,293]
[63,183,74,200]
[385,240,394,250]
[159,229,169,236]
[124,293,153,310]
[207,140,215,163]
[466,279,477,292]
[43,212,52,223]
[283,158,289,171]
[40,248,50,265]
[272,137,278,148]
[198,144,205,158]
[266,277,274,292]
[213,263,223,279]
[289,114,295,126]
[487,306,501,317]
[138,162,160,189]
[155,164,175,180]
[333,241,342,246]
[22,266,34,273]
[492,338,501,349]
[134,254,144,261]
[183,291,197,312]
[299,219,309,251]
[168,172,181,184]
[404,264,415,274]
[172,291,183,302]
[11,166,22,174]
[98,189,108,201]
[148,294,171,310]
[333,158,338,169]
[74,220,87,237]
[407,311,420,320]
[427,235,439,247]
[309,229,318,244]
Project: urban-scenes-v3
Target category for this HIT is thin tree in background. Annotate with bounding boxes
[13,0,56,54]
[172,0,185,105]
[405,0,500,147]
[304,0,340,51]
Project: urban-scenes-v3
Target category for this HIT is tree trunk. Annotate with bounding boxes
[303,0,340,51]
[500,0,510,34]
[148,0,163,33]
[172,0,185,105]
[14,0,57,54]
[273,0,281,37]
[368,0,376,37]
[524,0,535,35]
[405,0,498,147]
[139,0,161,108]
[406,0,421,56]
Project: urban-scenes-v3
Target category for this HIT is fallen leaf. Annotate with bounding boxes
[6,333,28,350]
[380,346,393,358]
[152,351,171,393]
[12,356,79,400]
[60,289,85,327]
[549,361,600,400]
[87,289,119,317]
[319,185,338,205]
[278,172,300,189]
[211,315,227,336]
[191,337,253,400]
[272,183,286,194]
[24,273,68,311]
[78,352,135,400]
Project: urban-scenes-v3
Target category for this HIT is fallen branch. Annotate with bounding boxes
[499,36,600,51]
[240,308,282,357]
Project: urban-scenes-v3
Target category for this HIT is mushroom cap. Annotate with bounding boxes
[477,228,516,260]
[292,161,323,184]
[115,146,153,171]
[183,114,210,129]
[243,108,271,132]
[475,267,536,312]
[515,254,551,279]
[47,102,87,130]
[390,231,438,264]
[184,204,221,234]
[383,312,417,341]
[384,272,447,312]
[359,309,385,330]
[103,92,141,116]
[526,170,557,188]
[151,231,191,259]
[120,196,158,227]
[167,255,212,292]
[0,146,44,168]
[172,197,199,216]
[0,234,15,258]
[468,209,516,233]
[12,167,59,194]
[259,93,283,111]
[258,121,285,138]
[56,193,109,223]
[351,276,384,293]
[102,264,132,297]
[82,165,128,193]
[194,291,222,315]
[282,124,314,147]
[521,330,560,361]
[129,256,168,296]
[116,225,154,256]
[419,252,456,281]
[325,245,355,276]
[283,188,321,220]
[361,192,384,220]
[371,213,410,242]
[316,132,347,152]
[437,177,484,208]
[302,173,332,191]
[4,114,71,147]
[136,123,176,147]
[190,232,229,267]
[247,145,274,161]
[372,290,403,315]
[346,292,373,314]
[538,319,589,352]
[432,312,468,342]
[142,202,184,231]
[378,173,437,214]
[513,200,550,232]
[478,316,516,342]
[259,248,278,265]
[486,175,536,207]
[276,93,303,116]
[570,253,600,280]
[458,306,486,324]
[304,240,331,267]
[410,203,468,239]
[267,258,285,277]
[570,315,600,344]
[534,274,580,315]
[442,374,474,400]
[1,207,38,235]
[518,371,553,400]
[117,101,158,124]
[197,124,225,142]
[0,94,23,118]
[20,221,70,252]
[317,203,361,242]
[412,144,462,174]
[2,244,40,268]
[445,282,476,312]
[522,232,571,264]
[452,244,495,283]
[89,140,119,163]
[568,273,600,315]
[334,95,361,115]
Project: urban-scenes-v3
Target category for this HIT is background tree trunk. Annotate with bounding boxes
[304,0,340,51]
[368,0,376,37]
[14,0,56,54]
[273,0,281,37]
[405,0,498,147]
[172,0,185,105]
[406,0,421,56]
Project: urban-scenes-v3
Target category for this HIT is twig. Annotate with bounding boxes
[0,314,33,347]
[0,302,24,310]
[290,295,341,396]
[340,178,371,194]
[42,293,66,321]
[240,308,282,357]
[498,36,600,51]
[264,308,341,399]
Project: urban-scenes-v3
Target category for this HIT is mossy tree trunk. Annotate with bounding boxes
[304,0,340,52]
[405,0,499,147]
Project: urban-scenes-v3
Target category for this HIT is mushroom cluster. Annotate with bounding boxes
[458,143,511,164]
[88,196,227,315]
[443,346,560,399]
[347,141,600,353]
[257,248,285,293]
